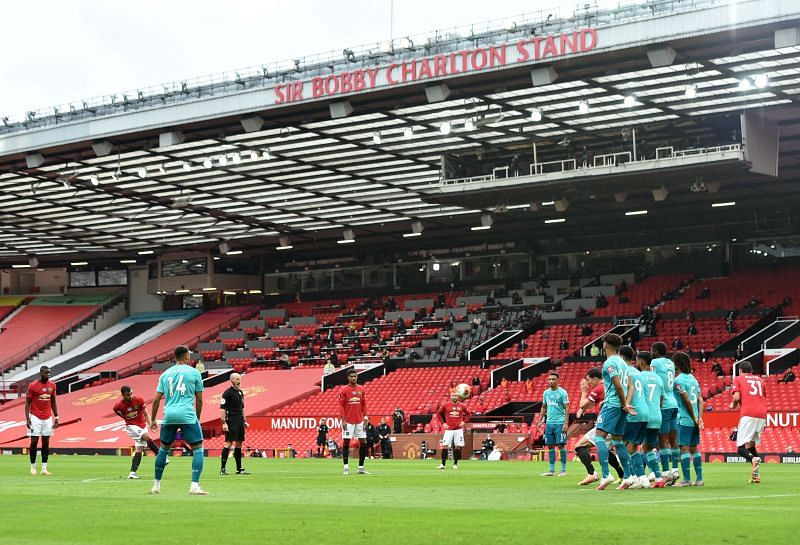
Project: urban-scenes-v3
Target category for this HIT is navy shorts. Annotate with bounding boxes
[623,421,647,445]
[659,408,678,434]
[597,405,627,437]
[544,423,567,446]
[160,422,203,446]
[678,424,700,447]
[644,427,660,447]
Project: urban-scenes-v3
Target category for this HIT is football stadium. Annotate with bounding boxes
[1,0,799,543]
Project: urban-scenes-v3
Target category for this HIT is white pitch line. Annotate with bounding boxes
[611,493,800,505]
[81,477,124,483]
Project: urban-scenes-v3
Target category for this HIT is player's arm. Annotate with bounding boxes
[195,391,203,419]
[697,391,705,430]
[729,391,741,411]
[150,392,163,431]
[612,376,633,414]
[562,394,570,432]
[361,390,368,425]
[460,405,471,429]
[51,392,59,429]
[24,393,32,429]
[143,401,154,429]
[537,400,546,429]
[678,390,698,424]
[576,379,591,417]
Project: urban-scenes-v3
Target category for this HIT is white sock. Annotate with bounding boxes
[31,463,36,471]
[153,479,160,488]
[190,482,199,492]
[343,463,349,469]
[42,463,47,470]
[358,465,364,470]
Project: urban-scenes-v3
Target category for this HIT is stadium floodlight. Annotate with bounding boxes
[504,19,517,32]
[754,74,769,89]
[262,148,271,160]
[226,250,243,255]
[542,200,555,206]
[623,95,636,107]
[738,78,753,91]
[70,261,88,266]
[137,167,147,179]
[231,152,242,165]
[90,175,100,186]
[544,218,566,224]
[120,259,137,264]
[138,250,154,255]
[182,161,192,172]
[440,121,452,135]
[218,155,228,167]
[464,118,476,131]
[578,100,589,114]
[380,40,393,54]
[403,126,414,139]
[625,210,648,216]
[372,132,382,145]
[684,84,697,99]
[277,236,293,250]
[12,264,31,268]
[338,229,356,244]
[711,201,736,207]
[530,108,543,122]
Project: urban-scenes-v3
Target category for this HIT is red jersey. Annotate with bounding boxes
[731,373,767,419]
[113,395,147,428]
[586,383,605,413]
[26,380,57,419]
[338,385,367,424]
[438,401,470,429]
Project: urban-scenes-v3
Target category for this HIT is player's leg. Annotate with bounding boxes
[140,430,160,456]
[356,424,368,473]
[152,424,177,493]
[574,433,597,482]
[40,435,51,475]
[668,423,680,473]
[676,425,692,485]
[690,443,703,485]
[439,434,449,469]
[452,430,464,469]
[184,423,207,494]
[558,442,568,475]
[29,434,39,475]
[595,429,611,478]
[342,423,352,473]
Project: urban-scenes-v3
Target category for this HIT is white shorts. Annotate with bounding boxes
[28,415,54,437]
[737,416,766,447]
[125,425,149,448]
[441,428,465,448]
[582,426,612,447]
[342,422,366,440]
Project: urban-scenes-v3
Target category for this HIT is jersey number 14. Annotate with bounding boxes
[168,375,188,397]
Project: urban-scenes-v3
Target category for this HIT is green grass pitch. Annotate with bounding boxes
[0,456,796,544]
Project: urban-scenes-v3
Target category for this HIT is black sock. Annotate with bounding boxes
[454,448,461,465]
[41,437,50,464]
[342,440,350,464]
[147,439,160,455]
[131,452,142,472]
[234,447,243,471]
[749,446,759,459]
[608,451,625,478]
[441,448,448,465]
[576,446,595,474]
[358,443,367,467]
[737,445,754,462]
[29,439,39,464]
[221,447,230,470]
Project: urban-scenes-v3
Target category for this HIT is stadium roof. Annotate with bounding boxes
[1,0,800,264]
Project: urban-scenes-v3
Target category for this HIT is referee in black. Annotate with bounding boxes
[220,373,250,475]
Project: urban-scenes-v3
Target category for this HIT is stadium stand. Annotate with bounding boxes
[592,274,690,317]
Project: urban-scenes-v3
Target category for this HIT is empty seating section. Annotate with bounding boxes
[497,324,583,360]
[649,317,759,351]
[95,306,258,376]
[593,274,688,317]
[0,296,25,322]
[659,267,799,313]
[0,298,102,372]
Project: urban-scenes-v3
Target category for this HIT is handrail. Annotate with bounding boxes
[0,293,126,375]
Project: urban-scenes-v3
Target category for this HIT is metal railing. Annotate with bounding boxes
[0,0,725,134]
[0,293,126,376]
[442,143,743,186]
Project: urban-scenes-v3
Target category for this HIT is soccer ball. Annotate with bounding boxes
[455,383,471,400]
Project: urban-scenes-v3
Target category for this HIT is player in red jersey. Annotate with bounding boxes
[338,369,368,475]
[437,392,470,470]
[25,366,58,476]
[113,385,159,479]
[730,360,767,483]
[573,368,625,485]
